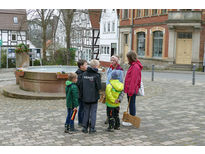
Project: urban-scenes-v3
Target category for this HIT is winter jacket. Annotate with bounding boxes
[105,79,124,108]
[80,67,101,103]
[75,69,85,100]
[124,60,143,96]
[106,64,124,85]
[65,80,79,109]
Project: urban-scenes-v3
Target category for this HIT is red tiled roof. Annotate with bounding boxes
[88,9,101,29]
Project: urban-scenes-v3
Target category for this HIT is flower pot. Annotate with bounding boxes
[15,71,24,84]
[15,71,24,77]
[56,74,68,79]
[16,52,30,68]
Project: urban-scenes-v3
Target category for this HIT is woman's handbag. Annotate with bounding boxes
[122,96,141,128]
[137,81,144,96]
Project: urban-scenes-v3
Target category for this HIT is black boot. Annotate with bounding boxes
[106,118,114,132]
[114,116,120,130]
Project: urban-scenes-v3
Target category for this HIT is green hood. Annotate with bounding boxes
[66,80,73,86]
[110,80,124,91]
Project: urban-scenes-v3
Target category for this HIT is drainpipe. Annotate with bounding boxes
[130,9,134,51]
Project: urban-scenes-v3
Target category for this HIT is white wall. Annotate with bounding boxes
[99,9,119,62]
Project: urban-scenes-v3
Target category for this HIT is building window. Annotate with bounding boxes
[177,32,192,39]
[122,9,129,19]
[144,9,149,16]
[112,22,115,32]
[153,31,163,57]
[104,23,106,32]
[137,32,145,56]
[152,9,158,16]
[104,47,106,54]
[101,46,103,54]
[12,34,17,41]
[111,43,117,56]
[124,34,128,44]
[108,22,110,32]
[161,9,167,14]
[137,9,141,17]
[107,47,110,54]
[180,9,192,11]
[13,17,18,24]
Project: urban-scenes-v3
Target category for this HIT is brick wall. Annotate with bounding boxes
[133,15,168,25]
[133,24,169,58]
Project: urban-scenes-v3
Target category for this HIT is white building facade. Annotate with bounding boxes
[99,9,119,64]
[55,10,101,62]
[55,15,67,49]
[70,9,93,62]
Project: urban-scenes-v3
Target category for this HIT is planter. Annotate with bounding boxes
[16,52,30,68]
[56,74,68,79]
[15,71,25,77]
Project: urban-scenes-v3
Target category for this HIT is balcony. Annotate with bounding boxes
[167,11,202,29]
[167,11,201,23]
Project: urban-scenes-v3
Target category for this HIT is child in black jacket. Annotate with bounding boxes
[80,59,101,134]
[75,59,88,127]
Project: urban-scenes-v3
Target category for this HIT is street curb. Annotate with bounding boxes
[142,70,205,75]
[2,84,66,100]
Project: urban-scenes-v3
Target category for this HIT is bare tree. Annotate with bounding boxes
[60,9,74,65]
[35,9,55,62]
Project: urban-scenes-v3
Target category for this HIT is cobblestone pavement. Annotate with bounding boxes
[1,70,205,146]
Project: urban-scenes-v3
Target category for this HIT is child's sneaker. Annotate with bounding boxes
[64,125,72,134]
[114,127,120,130]
[70,128,79,132]
[82,127,88,133]
[89,128,97,134]
[106,127,114,132]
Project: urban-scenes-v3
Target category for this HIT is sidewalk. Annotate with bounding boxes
[1,74,205,145]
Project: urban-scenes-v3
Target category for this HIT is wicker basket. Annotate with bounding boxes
[122,96,141,128]
[122,111,140,128]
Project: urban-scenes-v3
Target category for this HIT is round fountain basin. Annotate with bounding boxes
[17,65,106,93]
[18,66,78,93]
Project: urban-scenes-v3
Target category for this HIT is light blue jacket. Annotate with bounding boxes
[106,65,124,85]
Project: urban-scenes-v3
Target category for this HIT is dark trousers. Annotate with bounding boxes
[65,108,75,128]
[83,103,98,129]
[127,94,136,116]
[78,99,84,124]
[107,106,120,129]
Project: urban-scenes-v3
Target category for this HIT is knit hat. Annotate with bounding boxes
[111,70,120,80]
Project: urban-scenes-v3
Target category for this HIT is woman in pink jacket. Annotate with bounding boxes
[124,51,143,122]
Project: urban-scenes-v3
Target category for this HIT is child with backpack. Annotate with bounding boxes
[105,70,124,132]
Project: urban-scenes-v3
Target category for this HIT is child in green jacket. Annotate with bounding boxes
[65,73,79,133]
[105,70,124,132]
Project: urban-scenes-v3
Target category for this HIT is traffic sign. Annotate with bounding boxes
[0,40,2,46]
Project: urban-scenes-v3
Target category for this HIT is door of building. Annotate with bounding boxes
[176,32,192,64]
[123,34,129,63]
[111,43,117,56]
